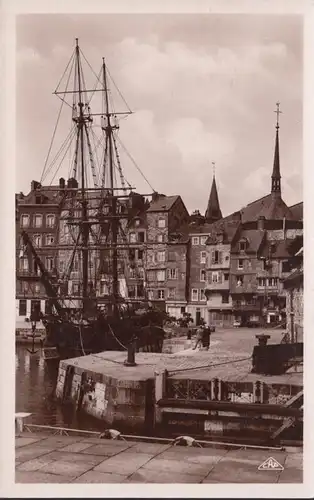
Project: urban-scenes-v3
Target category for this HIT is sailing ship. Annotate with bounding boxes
[19,39,166,360]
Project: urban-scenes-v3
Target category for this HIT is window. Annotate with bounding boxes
[180,306,186,314]
[239,241,247,251]
[192,237,199,246]
[137,283,144,297]
[200,251,206,264]
[200,236,208,245]
[135,219,141,226]
[46,214,55,228]
[157,251,165,263]
[35,283,41,294]
[168,288,175,299]
[128,285,136,298]
[45,300,53,315]
[157,234,164,243]
[200,269,206,282]
[59,260,65,273]
[35,195,42,204]
[45,257,54,272]
[238,259,244,270]
[138,231,145,243]
[237,275,244,286]
[72,283,80,295]
[147,289,154,300]
[46,234,55,245]
[157,270,165,282]
[129,233,136,243]
[20,214,30,228]
[137,249,144,261]
[158,218,166,228]
[211,250,221,264]
[73,259,79,272]
[200,289,206,301]
[192,289,198,301]
[19,299,27,316]
[212,272,219,283]
[224,273,229,281]
[222,293,229,304]
[167,268,178,280]
[19,257,28,271]
[34,214,43,228]
[158,289,165,299]
[100,282,108,295]
[268,278,278,287]
[147,270,156,281]
[33,235,42,247]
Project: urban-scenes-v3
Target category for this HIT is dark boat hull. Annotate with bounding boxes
[42,317,165,361]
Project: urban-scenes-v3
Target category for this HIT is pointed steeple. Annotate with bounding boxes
[205,162,222,222]
[271,102,282,195]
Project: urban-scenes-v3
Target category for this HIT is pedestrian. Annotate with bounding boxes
[193,325,204,350]
[202,325,212,350]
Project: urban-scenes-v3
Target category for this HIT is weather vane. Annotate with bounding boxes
[274,102,282,129]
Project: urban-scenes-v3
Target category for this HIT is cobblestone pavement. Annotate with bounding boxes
[15,433,303,484]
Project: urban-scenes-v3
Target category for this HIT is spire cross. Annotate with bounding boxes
[212,161,216,177]
[274,102,282,129]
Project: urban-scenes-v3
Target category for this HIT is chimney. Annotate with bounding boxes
[31,180,41,191]
[257,216,266,230]
[231,211,242,222]
[59,177,65,189]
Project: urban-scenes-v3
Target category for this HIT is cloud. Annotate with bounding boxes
[15,14,302,216]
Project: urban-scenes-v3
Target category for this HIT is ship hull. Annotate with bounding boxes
[42,317,165,361]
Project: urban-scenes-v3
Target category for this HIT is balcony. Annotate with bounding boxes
[205,281,229,291]
[232,303,261,312]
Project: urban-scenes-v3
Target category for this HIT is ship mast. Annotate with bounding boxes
[73,38,90,312]
[102,58,119,311]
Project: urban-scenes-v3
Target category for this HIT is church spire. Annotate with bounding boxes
[271,102,282,195]
[205,162,222,222]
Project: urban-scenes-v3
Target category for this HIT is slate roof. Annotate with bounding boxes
[231,229,265,253]
[259,238,299,259]
[289,202,303,221]
[206,218,240,245]
[239,193,295,222]
[146,195,180,212]
[205,175,222,222]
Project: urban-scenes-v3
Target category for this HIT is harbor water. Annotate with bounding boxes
[15,345,107,432]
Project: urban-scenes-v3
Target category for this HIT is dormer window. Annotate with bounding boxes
[239,239,247,251]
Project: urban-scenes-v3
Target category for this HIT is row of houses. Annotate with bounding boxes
[16,120,303,330]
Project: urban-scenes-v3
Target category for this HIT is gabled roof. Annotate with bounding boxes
[231,229,265,253]
[260,238,301,259]
[289,202,303,221]
[239,193,295,222]
[146,195,180,212]
[206,218,240,245]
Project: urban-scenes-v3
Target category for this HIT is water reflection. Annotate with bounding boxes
[15,346,105,432]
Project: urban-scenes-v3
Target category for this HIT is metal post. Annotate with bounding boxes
[290,311,295,344]
[154,369,166,425]
[124,339,137,366]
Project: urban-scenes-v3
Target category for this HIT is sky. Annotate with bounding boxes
[16,13,303,216]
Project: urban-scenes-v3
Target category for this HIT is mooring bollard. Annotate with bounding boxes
[154,369,167,425]
[255,334,270,347]
[124,339,137,366]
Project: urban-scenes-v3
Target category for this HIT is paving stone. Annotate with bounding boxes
[93,452,154,475]
[15,437,43,448]
[284,453,303,470]
[278,469,303,483]
[39,460,94,478]
[73,471,128,483]
[16,456,55,472]
[126,469,204,483]
[124,442,171,455]
[159,448,227,465]
[15,445,55,462]
[42,451,105,466]
[81,443,130,456]
[205,460,281,483]
[142,457,211,477]
[15,470,70,483]
[226,448,288,466]
[59,441,95,453]
[35,436,82,448]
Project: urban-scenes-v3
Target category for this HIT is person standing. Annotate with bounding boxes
[202,325,212,350]
[193,325,204,350]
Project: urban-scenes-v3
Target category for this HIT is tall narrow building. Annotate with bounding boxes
[205,165,222,223]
